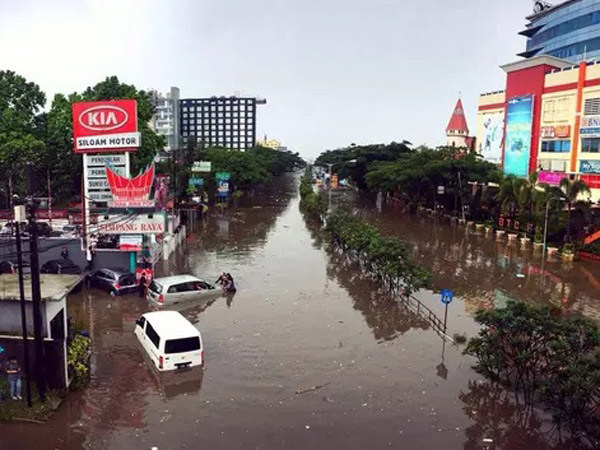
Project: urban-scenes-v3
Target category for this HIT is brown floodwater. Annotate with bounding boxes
[0,174,595,450]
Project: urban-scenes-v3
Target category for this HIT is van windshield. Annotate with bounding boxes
[164,337,201,354]
[149,281,163,294]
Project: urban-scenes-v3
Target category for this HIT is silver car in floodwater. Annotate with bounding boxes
[147,275,223,307]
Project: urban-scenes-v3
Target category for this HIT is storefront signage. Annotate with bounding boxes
[192,161,211,172]
[540,125,571,139]
[72,100,140,153]
[217,180,230,196]
[86,154,126,167]
[580,115,600,137]
[215,172,231,181]
[538,170,567,186]
[94,214,165,234]
[106,164,155,208]
[119,234,143,252]
[87,166,126,178]
[88,191,113,202]
[189,177,204,187]
[504,96,534,177]
[580,160,600,174]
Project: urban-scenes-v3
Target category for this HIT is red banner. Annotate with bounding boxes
[107,164,155,208]
[0,209,68,220]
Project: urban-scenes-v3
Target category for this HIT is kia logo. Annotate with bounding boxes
[78,105,129,131]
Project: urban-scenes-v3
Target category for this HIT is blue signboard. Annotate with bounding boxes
[441,289,454,305]
[189,177,204,187]
[504,96,534,177]
[217,180,230,197]
[580,160,600,174]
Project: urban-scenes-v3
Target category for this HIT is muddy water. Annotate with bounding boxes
[0,175,588,450]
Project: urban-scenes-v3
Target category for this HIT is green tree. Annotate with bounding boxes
[558,178,591,243]
[0,70,46,199]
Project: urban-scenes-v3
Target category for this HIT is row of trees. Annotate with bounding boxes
[316,143,595,248]
[324,211,431,298]
[1,70,305,207]
[465,301,600,448]
[0,71,165,205]
[161,137,306,202]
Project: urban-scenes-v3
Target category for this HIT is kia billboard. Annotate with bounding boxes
[504,96,533,177]
[72,100,140,153]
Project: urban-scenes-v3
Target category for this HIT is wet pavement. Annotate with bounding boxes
[1,174,597,450]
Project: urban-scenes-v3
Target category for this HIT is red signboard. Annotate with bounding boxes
[0,209,68,220]
[106,164,155,208]
[72,100,140,153]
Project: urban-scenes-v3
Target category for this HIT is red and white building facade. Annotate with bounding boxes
[477,54,600,201]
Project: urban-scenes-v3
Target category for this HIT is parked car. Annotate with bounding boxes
[40,259,82,275]
[0,222,29,238]
[147,275,222,307]
[87,268,138,296]
[61,224,81,237]
[32,222,52,237]
[0,260,31,274]
[134,310,204,372]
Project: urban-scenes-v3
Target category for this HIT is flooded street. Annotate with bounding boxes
[1,174,596,450]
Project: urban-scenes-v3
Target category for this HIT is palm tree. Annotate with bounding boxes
[558,178,591,243]
[498,176,525,218]
[517,172,539,228]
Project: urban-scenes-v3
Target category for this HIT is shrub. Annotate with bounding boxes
[67,334,91,390]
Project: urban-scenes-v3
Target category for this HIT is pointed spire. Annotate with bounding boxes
[446,99,469,134]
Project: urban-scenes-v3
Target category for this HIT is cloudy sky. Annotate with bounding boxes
[0,0,532,158]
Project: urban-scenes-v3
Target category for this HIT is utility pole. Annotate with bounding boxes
[25,163,46,401]
[14,202,32,407]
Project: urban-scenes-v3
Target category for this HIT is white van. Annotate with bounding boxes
[134,311,204,371]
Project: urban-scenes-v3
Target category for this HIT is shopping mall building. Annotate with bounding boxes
[477,0,600,201]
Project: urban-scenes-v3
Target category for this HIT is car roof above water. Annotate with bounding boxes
[152,275,203,287]
[142,311,201,340]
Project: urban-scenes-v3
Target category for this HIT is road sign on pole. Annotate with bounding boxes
[441,289,454,336]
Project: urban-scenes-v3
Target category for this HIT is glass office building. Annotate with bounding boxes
[520,0,600,62]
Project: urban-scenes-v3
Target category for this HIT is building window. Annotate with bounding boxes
[541,140,571,153]
[582,138,600,153]
[585,98,600,116]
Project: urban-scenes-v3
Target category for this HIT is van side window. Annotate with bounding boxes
[145,321,160,348]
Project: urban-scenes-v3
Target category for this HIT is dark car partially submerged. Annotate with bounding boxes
[41,259,82,275]
[0,260,31,274]
[87,268,138,296]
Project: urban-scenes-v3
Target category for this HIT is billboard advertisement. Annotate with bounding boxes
[93,213,166,234]
[504,96,534,177]
[580,160,600,174]
[480,113,504,164]
[72,100,140,153]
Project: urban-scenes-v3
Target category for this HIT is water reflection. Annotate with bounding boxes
[343,192,600,322]
[460,380,585,450]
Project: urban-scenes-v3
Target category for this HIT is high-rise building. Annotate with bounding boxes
[149,87,180,151]
[179,96,267,151]
[520,0,600,63]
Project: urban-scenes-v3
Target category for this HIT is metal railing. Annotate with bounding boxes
[399,294,452,341]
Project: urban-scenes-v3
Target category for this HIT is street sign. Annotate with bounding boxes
[192,161,211,172]
[441,289,453,305]
[189,177,204,187]
[215,171,231,181]
[437,186,445,195]
[86,154,126,167]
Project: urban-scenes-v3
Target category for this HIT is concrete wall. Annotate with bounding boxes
[0,336,66,390]
[0,237,130,272]
[0,298,66,338]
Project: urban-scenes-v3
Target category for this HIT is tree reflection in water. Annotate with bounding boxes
[460,380,587,450]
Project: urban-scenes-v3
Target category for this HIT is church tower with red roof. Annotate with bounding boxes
[446,99,471,148]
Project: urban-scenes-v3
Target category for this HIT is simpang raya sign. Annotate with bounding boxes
[93,214,166,235]
[72,100,141,153]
